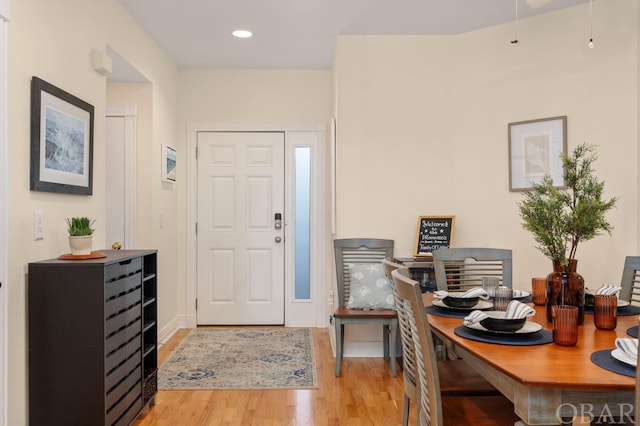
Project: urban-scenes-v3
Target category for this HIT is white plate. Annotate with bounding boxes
[432,299,493,311]
[611,348,637,367]
[464,319,543,335]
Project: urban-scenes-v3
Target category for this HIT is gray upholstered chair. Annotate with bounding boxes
[618,256,640,304]
[333,238,397,377]
[432,247,513,291]
[390,269,519,426]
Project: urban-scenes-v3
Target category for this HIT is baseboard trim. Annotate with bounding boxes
[158,315,188,344]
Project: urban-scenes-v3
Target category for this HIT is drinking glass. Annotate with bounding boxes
[482,276,500,299]
[593,294,617,330]
[552,305,578,346]
[531,277,546,306]
[493,286,513,311]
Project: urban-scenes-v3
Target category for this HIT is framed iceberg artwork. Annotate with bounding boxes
[30,76,94,195]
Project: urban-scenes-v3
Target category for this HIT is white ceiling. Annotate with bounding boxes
[111,0,589,81]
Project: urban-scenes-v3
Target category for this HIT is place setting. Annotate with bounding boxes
[584,284,640,316]
[426,287,493,318]
[426,282,532,319]
[591,337,637,378]
[453,298,553,346]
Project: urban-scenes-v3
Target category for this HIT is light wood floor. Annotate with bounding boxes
[133,327,414,425]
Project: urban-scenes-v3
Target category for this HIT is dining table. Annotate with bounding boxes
[422,293,637,426]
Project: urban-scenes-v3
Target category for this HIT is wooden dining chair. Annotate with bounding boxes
[390,269,520,426]
[382,259,415,425]
[383,260,503,426]
[333,238,398,377]
[432,247,513,291]
[618,256,640,304]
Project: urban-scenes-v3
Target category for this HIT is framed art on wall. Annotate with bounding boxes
[30,77,94,195]
[508,116,567,191]
[162,144,176,182]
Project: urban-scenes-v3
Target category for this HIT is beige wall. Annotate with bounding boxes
[334,0,638,292]
[178,69,332,124]
[7,0,178,423]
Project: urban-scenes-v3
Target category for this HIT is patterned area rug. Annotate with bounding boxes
[158,327,317,390]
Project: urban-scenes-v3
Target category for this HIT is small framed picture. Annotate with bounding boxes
[162,144,176,182]
[30,77,94,195]
[508,116,567,191]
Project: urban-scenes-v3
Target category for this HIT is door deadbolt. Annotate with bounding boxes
[274,213,282,230]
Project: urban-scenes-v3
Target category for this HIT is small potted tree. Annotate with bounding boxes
[518,143,617,323]
[66,217,96,255]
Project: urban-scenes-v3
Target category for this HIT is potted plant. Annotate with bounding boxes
[518,143,618,323]
[66,217,96,255]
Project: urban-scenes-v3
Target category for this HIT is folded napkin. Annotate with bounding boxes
[463,300,535,326]
[615,337,638,360]
[596,284,622,295]
[434,287,488,300]
[512,289,529,298]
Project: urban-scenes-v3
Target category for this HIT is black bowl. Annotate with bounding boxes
[479,312,526,333]
[442,295,480,309]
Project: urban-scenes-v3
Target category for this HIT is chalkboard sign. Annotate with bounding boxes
[414,216,455,257]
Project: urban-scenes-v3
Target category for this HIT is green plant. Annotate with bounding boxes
[65,217,96,236]
[518,143,618,266]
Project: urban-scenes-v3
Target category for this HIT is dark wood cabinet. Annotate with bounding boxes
[28,249,158,426]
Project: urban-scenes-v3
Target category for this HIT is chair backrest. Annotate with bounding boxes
[391,269,442,426]
[432,247,513,291]
[618,256,640,304]
[382,260,416,390]
[334,238,394,307]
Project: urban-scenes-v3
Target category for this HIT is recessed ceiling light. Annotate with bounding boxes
[232,30,253,38]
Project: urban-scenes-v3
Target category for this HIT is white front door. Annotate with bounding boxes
[196,131,285,324]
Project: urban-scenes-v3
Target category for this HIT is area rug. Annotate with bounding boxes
[158,327,317,390]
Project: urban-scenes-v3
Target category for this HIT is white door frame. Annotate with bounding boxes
[0,7,8,426]
[105,106,137,249]
[187,122,327,328]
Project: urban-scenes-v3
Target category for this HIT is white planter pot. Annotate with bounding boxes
[68,235,93,255]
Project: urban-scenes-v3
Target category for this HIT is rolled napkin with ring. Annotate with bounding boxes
[434,287,489,300]
[615,337,638,359]
[596,284,622,295]
[463,300,535,326]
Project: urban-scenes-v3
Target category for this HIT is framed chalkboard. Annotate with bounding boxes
[414,216,455,257]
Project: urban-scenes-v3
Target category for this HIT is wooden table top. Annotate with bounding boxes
[423,293,636,391]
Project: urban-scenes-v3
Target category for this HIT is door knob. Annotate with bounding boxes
[275,237,282,243]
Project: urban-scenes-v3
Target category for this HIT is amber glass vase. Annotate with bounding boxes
[545,259,585,324]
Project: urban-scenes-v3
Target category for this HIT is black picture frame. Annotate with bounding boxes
[30,76,94,195]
